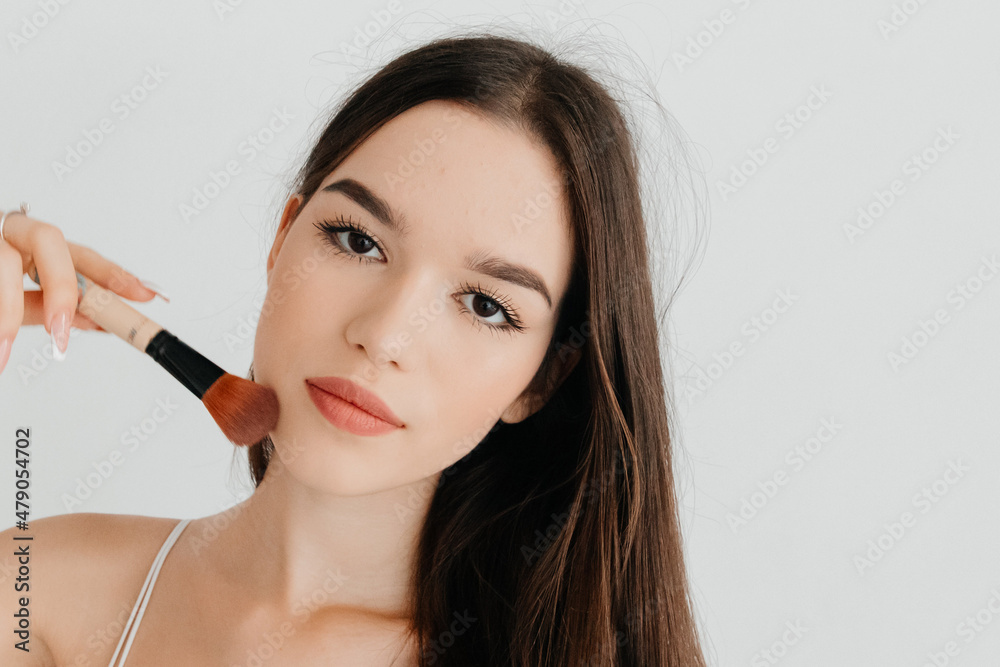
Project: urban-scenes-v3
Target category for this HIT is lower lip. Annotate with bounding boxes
[305,382,401,436]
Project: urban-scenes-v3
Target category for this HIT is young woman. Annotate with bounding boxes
[0,33,709,666]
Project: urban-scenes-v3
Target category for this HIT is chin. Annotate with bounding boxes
[270,433,390,495]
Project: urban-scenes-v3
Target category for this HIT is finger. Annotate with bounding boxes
[29,226,80,359]
[23,243,156,303]
[68,308,104,331]
[5,212,162,305]
[0,215,80,356]
[66,242,159,302]
[74,311,106,332]
[22,291,106,330]
[0,239,26,352]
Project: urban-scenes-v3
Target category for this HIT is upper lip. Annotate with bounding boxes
[305,376,404,427]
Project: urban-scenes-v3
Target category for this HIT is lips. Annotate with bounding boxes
[304,376,404,427]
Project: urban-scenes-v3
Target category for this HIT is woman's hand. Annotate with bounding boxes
[0,207,167,375]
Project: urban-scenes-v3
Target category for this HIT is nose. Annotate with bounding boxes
[344,271,449,375]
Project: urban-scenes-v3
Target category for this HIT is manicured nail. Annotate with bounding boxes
[0,337,11,374]
[140,280,170,303]
[50,311,69,360]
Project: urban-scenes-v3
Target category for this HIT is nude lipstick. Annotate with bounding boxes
[305,377,403,436]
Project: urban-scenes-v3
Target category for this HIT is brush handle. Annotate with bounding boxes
[49,271,166,352]
[31,271,228,399]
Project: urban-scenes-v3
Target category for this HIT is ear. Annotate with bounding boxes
[266,195,304,286]
[500,343,583,424]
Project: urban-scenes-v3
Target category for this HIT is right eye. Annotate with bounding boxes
[314,217,386,263]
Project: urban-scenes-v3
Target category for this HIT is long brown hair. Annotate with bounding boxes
[245,32,708,666]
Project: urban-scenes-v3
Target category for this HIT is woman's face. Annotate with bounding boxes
[253,99,576,496]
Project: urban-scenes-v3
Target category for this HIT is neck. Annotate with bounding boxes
[200,452,438,623]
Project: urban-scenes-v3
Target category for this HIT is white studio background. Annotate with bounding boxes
[1,1,998,666]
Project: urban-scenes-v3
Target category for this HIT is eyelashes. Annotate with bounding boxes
[312,215,526,336]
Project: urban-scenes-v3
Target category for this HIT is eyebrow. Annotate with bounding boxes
[320,178,553,309]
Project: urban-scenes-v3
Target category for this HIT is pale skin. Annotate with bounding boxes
[0,99,581,665]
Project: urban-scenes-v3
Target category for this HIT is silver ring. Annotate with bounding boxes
[0,201,30,243]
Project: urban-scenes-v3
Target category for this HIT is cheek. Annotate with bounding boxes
[254,254,333,379]
[433,396,506,465]
[412,349,544,464]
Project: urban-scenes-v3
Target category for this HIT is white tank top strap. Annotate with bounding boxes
[106,518,192,667]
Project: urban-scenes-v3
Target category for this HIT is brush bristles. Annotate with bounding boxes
[202,374,280,446]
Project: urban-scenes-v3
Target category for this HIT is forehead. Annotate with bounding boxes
[316,99,575,303]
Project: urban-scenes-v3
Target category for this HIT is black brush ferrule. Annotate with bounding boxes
[144,329,226,398]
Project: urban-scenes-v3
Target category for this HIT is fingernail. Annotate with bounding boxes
[140,280,170,303]
[0,337,11,374]
[50,312,69,361]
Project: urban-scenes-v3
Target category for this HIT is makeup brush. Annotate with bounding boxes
[32,270,278,446]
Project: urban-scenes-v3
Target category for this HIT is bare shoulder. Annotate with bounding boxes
[0,513,182,666]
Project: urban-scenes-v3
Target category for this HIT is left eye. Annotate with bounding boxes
[316,219,385,262]
[458,293,507,327]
